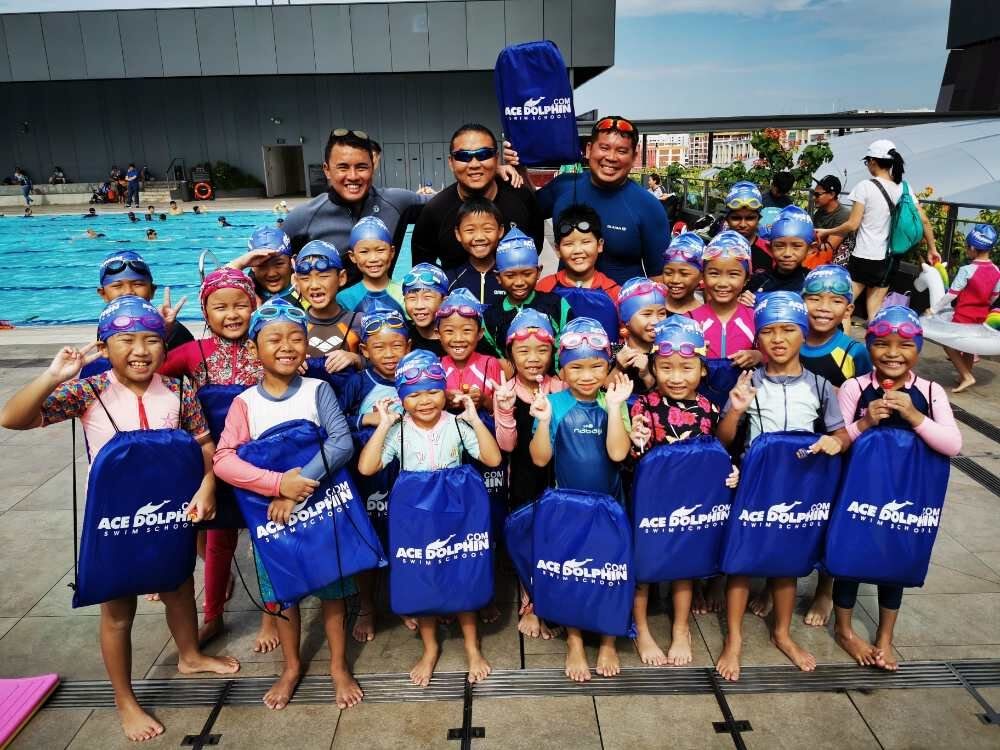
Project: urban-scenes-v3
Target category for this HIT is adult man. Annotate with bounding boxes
[412,123,543,270]
[762,171,794,209]
[13,167,31,206]
[125,163,140,208]
[505,116,668,284]
[811,175,853,266]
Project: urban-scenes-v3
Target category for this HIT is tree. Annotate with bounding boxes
[715,129,833,199]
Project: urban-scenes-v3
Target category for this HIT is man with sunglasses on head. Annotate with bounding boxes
[504,115,669,285]
[412,124,543,271]
[810,175,854,267]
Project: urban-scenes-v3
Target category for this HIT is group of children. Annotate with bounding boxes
[0,182,973,742]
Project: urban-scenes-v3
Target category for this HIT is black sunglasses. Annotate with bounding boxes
[331,128,370,141]
[451,147,497,163]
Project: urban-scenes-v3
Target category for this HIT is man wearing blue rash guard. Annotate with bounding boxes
[504,116,669,285]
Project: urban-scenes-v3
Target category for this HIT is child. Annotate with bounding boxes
[613,277,669,393]
[437,288,503,412]
[447,197,507,304]
[293,240,363,374]
[528,317,634,681]
[536,204,621,339]
[746,206,813,302]
[627,317,739,666]
[801,265,873,388]
[213,298,360,710]
[483,227,574,358]
[690,231,760,369]
[833,306,961,669]
[357,350,502,686]
[0,297,240,741]
[403,262,449,357]
[660,232,705,314]
[931,224,1000,392]
[715,291,849,681]
[337,216,406,313]
[228,226,296,302]
[723,181,773,273]
[492,309,566,639]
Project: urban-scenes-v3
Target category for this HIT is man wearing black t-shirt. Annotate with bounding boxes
[411,124,544,270]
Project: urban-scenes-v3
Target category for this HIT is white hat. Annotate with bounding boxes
[864,139,897,160]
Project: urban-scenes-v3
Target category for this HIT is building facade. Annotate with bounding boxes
[938,0,1000,112]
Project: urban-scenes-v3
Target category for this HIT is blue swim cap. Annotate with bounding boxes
[618,277,667,325]
[866,305,923,351]
[248,298,308,340]
[802,264,853,303]
[725,181,763,212]
[754,291,809,336]
[769,205,815,244]
[97,295,166,342]
[662,232,705,271]
[967,223,998,251]
[704,230,752,272]
[507,308,555,344]
[99,250,152,285]
[436,288,486,324]
[757,206,782,241]
[653,314,706,358]
[349,216,392,248]
[559,316,612,364]
[360,308,409,342]
[249,225,291,255]
[296,239,343,270]
[495,227,539,272]
[396,350,447,400]
[402,262,449,296]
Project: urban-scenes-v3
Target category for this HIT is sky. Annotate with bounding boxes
[3,0,953,119]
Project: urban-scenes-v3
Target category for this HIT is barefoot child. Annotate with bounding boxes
[833,306,961,669]
[447,197,507,305]
[213,299,361,710]
[492,309,566,639]
[0,297,240,741]
[357,350,502,686]
[660,232,705,314]
[403,262,450,356]
[715,291,849,681]
[337,217,406,313]
[529,317,634,681]
[614,277,669,393]
[930,223,1000,393]
[627,317,739,667]
[437,288,503,412]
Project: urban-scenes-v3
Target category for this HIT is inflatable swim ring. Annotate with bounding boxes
[916,263,1000,356]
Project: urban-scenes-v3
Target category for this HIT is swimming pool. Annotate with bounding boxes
[0,210,414,326]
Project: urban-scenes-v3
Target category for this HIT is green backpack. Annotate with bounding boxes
[870,179,924,256]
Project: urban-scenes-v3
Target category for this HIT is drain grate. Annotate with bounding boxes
[952,405,1000,445]
[951,456,1000,498]
[44,660,1000,710]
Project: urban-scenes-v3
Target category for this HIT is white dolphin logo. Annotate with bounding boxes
[368,491,389,503]
[563,558,594,569]
[426,534,456,551]
[135,500,170,516]
[671,504,702,517]
[770,501,802,514]
[882,500,914,513]
[524,96,546,108]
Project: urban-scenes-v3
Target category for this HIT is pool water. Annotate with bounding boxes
[0,211,414,326]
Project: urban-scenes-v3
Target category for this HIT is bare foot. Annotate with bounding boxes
[466,648,492,683]
[263,666,301,710]
[666,628,693,666]
[144,593,161,603]
[518,611,542,639]
[565,640,592,682]
[596,642,620,677]
[953,376,976,394]
[401,616,419,631]
[835,629,881,666]
[409,644,440,687]
[197,616,224,647]
[874,638,899,671]
[804,592,834,627]
[704,577,726,614]
[352,610,375,643]
[254,616,280,654]
[118,700,164,742]
[716,634,742,681]
[749,588,773,618]
[771,632,816,672]
[178,653,241,675]
[331,666,364,709]
[479,603,500,624]
[691,582,709,615]
[633,628,668,666]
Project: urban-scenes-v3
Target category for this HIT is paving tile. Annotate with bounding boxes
[474,696,602,750]
[850,687,1000,749]
[0,537,74,618]
[27,569,178,618]
[0,508,76,542]
[0,485,36,513]
[0,616,18,641]
[12,465,82,513]
[974,549,1000,579]
[332,699,462,750]
[144,660,284,681]
[924,530,1000,585]
[897,644,1000,661]
[66,707,209,749]
[943,501,1000,554]
[596,695,730,750]
[857,593,1000,648]
[9,708,92,750]
[727,691,879,749]
[0,444,71,488]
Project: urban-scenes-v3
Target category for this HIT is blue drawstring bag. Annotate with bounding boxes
[531,488,635,636]
[700,359,743,410]
[234,419,386,609]
[196,382,248,529]
[721,431,842,578]
[823,427,950,587]
[631,436,733,582]
[388,464,495,616]
[304,357,354,398]
[348,425,399,548]
[75,428,202,607]
[468,410,509,540]
[550,286,620,343]
[503,503,536,595]
[494,41,578,167]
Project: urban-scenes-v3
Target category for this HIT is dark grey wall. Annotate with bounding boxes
[0,70,499,191]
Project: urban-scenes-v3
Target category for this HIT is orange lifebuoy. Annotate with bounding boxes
[193,181,213,200]
[107,189,117,201]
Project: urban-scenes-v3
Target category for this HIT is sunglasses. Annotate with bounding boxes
[560,331,610,350]
[294,256,339,274]
[507,327,554,344]
[256,305,307,323]
[101,258,150,277]
[867,321,922,340]
[331,128,369,141]
[595,117,636,134]
[803,278,853,296]
[811,190,828,198]
[725,195,763,211]
[437,304,482,319]
[104,313,164,333]
[451,147,497,163]
[556,220,593,237]
[402,269,446,288]
[398,362,447,384]
[362,313,406,335]
[654,341,702,358]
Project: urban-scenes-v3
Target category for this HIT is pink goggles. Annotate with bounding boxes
[867,321,922,339]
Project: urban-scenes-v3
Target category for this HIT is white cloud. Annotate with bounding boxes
[619,0,818,16]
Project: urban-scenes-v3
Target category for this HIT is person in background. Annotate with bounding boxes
[218,216,232,228]
[762,172,794,209]
[724,181,772,274]
[49,166,67,185]
[169,201,183,215]
[416,181,436,196]
[14,167,32,206]
[146,229,158,240]
[125,163,140,208]
[646,173,665,199]
[811,175,854,267]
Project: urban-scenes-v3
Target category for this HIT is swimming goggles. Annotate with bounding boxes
[595,116,635,134]
[397,362,447,384]
[618,280,665,306]
[560,331,610,350]
[331,128,369,141]
[104,313,165,334]
[437,304,482,319]
[402,269,446,288]
[508,327,555,344]
[101,258,150,277]
[451,147,497,163]
[725,195,763,211]
[663,246,701,264]
[295,257,339,274]
[802,277,853,296]
[255,305,307,324]
[703,244,751,263]
[867,321,922,340]
[362,311,406,335]
[556,219,593,237]
[653,341,703,358]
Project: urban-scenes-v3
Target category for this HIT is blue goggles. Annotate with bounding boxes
[295,256,341,274]
[248,300,308,339]
[802,265,853,302]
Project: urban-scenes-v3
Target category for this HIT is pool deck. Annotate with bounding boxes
[2,328,1000,749]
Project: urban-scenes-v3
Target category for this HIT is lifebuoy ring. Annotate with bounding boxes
[193,181,213,200]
